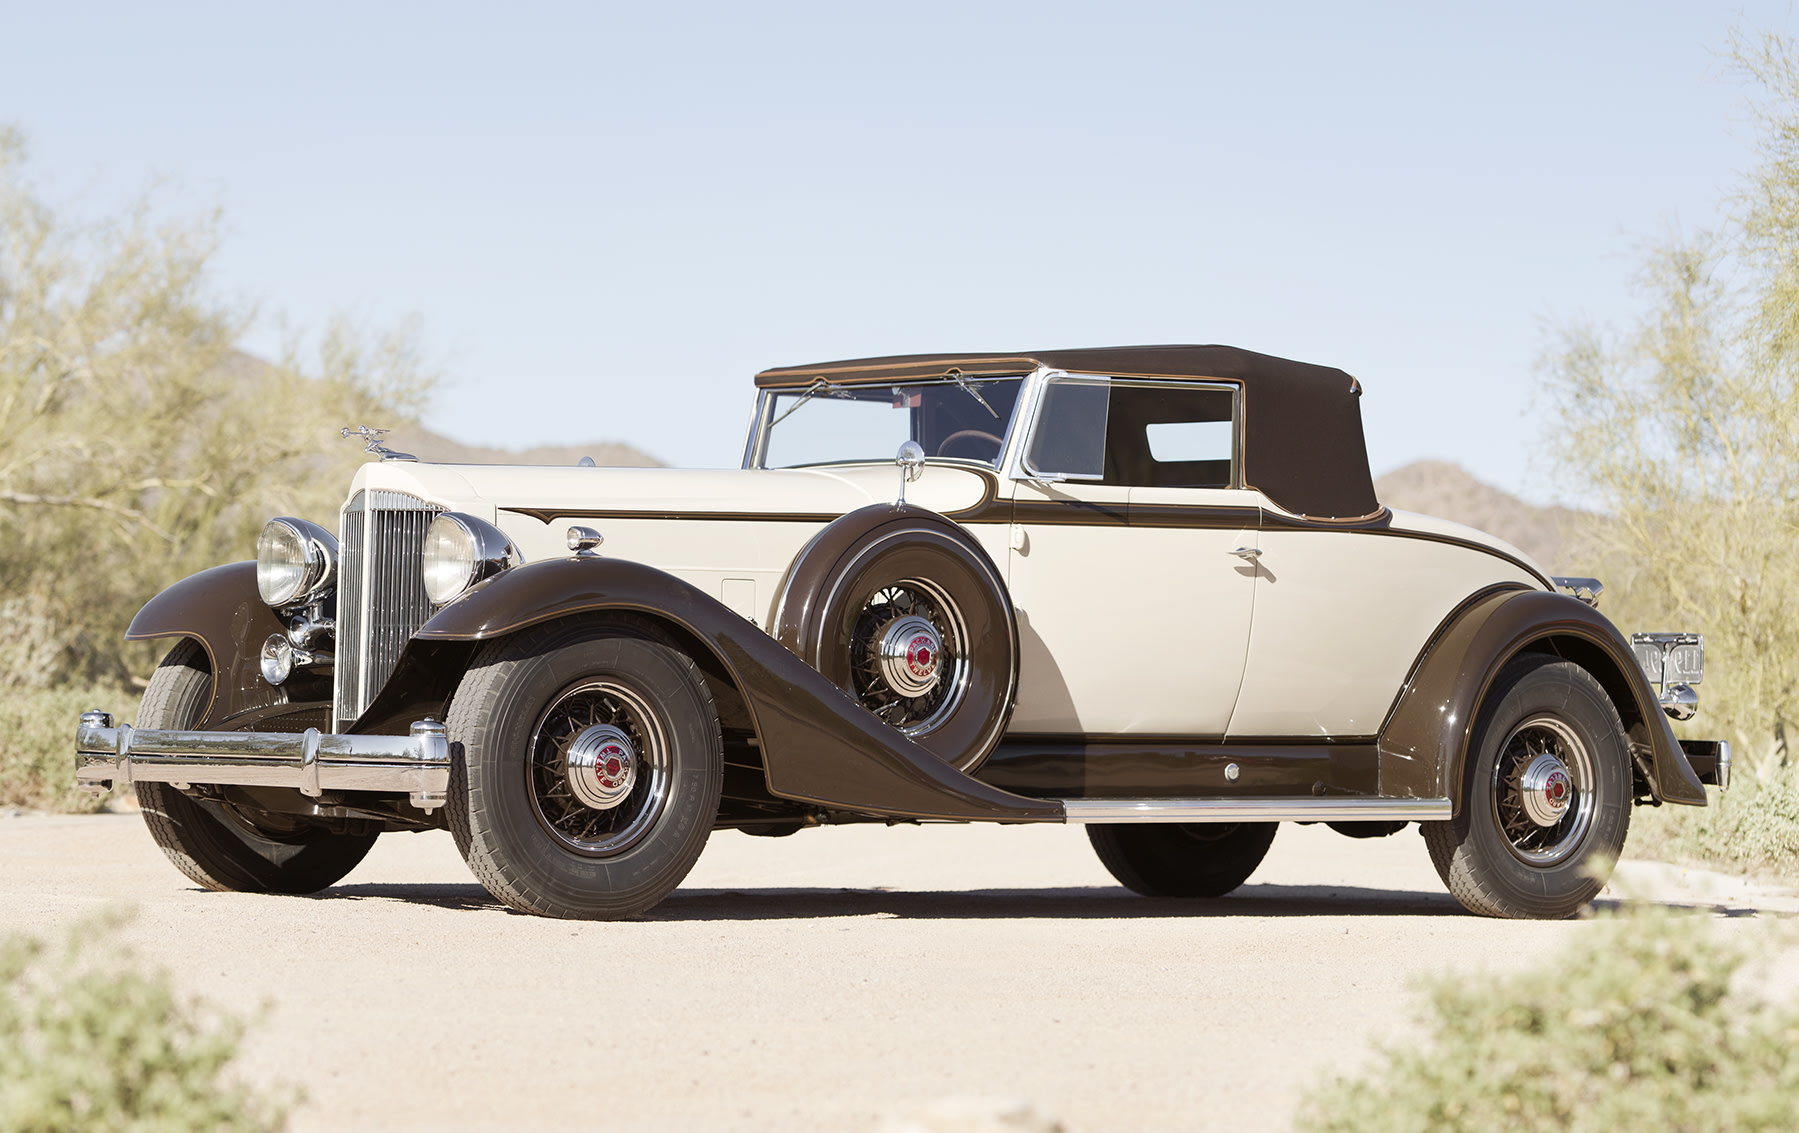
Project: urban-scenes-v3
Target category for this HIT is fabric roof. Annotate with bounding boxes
[754,345,1380,521]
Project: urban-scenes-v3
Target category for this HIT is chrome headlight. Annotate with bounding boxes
[422,513,521,606]
[256,517,338,608]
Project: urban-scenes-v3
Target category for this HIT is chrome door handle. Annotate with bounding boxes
[1230,547,1262,561]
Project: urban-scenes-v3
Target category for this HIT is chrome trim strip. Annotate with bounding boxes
[76,712,450,812]
[1059,797,1452,823]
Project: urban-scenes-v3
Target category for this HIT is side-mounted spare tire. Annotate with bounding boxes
[772,503,1018,773]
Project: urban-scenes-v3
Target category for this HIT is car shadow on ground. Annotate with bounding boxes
[303,880,1471,919]
[647,883,1469,920]
[296,882,1787,920]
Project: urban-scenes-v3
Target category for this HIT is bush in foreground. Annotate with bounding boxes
[0,913,289,1133]
[1295,909,1799,1133]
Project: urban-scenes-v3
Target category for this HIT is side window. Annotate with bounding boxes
[1023,379,1110,480]
[1099,383,1235,488]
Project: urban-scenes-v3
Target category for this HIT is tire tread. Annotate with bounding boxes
[447,618,722,919]
[1422,653,1630,919]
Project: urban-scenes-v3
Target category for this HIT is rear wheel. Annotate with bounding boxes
[134,640,379,894]
[447,620,723,919]
[1421,655,1632,919]
[1088,822,1277,898]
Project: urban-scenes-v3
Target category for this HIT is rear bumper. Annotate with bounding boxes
[74,711,450,812]
[1679,739,1731,790]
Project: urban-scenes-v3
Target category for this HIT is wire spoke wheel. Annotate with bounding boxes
[447,623,723,920]
[1491,715,1596,866]
[1422,655,1631,920]
[780,512,1018,771]
[846,578,969,737]
[527,679,672,857]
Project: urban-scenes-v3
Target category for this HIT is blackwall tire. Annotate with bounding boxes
[446,620,723,920]
[1087,822,1278,898]
[1421,654,1632,920]
[134,640,379,895]
[806,528,1017,772]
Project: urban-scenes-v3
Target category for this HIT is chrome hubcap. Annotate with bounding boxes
[564,724,637,810]
[1492,715,1596,866]
[1518,752,1573,827]
[878,615,943,698]
[529,680,670,857]
[848,579,969,737]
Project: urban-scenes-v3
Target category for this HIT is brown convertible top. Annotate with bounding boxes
[755,345,1380,521]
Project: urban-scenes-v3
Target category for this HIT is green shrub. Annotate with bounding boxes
[0,683,132,814]
[0,912,290,1133]
[1628,766,1799,882]
[1295,909,1799,1133]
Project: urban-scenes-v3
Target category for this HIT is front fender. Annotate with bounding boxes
[125,562,317,729]
[1379,587,1706,811]
[408,557,1059,822]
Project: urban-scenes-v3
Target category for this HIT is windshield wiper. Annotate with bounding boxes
[770,377,846,427]
[945,368,1000,419]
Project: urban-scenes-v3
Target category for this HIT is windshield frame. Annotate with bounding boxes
[743,372,1036,472]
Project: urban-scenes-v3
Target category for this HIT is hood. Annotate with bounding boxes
[341,459,995,526]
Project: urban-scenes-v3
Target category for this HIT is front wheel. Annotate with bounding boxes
[446,620,723,919]
[1422,654,1632,919]
[134,640,379,894]
[1088,822,1277,898]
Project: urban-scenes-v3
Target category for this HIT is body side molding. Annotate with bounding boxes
[1061,797,1450,823]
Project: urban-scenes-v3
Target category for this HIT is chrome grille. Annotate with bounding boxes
[334,489,444,729]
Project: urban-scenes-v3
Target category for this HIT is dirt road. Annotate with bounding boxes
[4,813,1794,1131]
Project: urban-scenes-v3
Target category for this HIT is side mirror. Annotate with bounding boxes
[895,440,926,504]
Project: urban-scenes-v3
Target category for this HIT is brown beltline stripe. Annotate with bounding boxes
[503,507,844,525]
[1114,504,1261,530]
[505,500,1550,584]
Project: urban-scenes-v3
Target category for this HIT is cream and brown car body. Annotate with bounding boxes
[76,345,1727,919]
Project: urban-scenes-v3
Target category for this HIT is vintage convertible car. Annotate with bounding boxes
[75,345,1729,920]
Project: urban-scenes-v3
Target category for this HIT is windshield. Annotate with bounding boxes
[757,377,1025,469]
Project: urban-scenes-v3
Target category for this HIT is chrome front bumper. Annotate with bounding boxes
[74,712,450,812]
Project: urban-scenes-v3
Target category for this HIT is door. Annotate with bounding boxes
[1005,376,1257,736]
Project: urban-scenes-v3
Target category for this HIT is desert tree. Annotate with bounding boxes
[0,126,433,688]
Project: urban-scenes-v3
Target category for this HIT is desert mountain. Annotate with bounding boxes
[390,427,663,469]
[1374,460,1590,575]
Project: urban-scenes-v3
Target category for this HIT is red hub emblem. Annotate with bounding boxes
[1545,770,1569,807]
[596,743,629,790]
[906,634,937,680]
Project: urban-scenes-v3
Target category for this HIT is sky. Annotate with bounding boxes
[3,1,1793,502]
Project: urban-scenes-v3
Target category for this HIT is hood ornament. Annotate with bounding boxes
[340,425,417,462]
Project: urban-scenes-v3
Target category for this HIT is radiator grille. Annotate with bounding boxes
[334,489,444,729]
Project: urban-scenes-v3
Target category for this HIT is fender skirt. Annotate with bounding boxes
[1379,587,1707,811]
[124,561,328,730]
[412,557,1062,823]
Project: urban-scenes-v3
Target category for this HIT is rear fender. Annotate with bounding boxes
[1379,587,1706,812]
[384,556,1058,822]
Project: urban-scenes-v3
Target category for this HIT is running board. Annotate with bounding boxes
[1060,797,1451,823]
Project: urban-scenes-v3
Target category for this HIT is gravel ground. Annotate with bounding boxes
[3,812,1795,1132]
